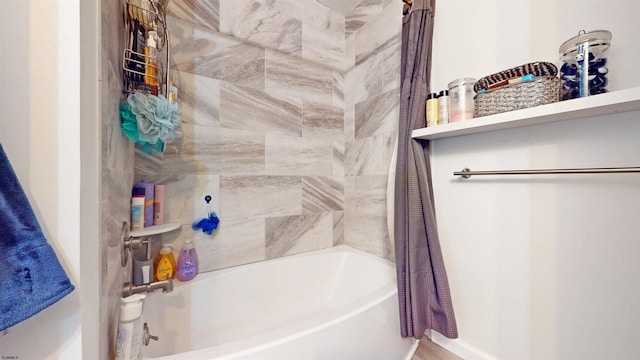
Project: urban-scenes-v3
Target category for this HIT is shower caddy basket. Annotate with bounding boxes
[473,61,560,117]
[121,0,171,97]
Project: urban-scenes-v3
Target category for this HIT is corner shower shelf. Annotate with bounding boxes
[412,86,640,140]
[130,223,181,238]
[121,222,181,266]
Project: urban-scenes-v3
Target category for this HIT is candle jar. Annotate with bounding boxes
[448,78,476,122]
[559,30,611,100]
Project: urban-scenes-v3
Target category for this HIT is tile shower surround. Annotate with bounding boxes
[102,0,134,358]
[134,0,402,273]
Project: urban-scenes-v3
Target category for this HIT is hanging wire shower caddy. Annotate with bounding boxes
[121,0,171,97]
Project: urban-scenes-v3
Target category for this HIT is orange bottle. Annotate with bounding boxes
[154,244,176,281]
[144,30,159,95]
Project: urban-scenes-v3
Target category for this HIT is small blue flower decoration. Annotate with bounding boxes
[193,195,220,235]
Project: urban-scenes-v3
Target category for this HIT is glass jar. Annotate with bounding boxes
[448,78,476,122]
[559,29,611,100]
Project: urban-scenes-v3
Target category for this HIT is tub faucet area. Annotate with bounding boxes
[123,278,173,297]
[120,221,179,297]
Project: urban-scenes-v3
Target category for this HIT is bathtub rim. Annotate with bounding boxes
[170,244,396,291]
[143,245,418,360]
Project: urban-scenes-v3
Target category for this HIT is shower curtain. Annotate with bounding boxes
[394,0,457,339]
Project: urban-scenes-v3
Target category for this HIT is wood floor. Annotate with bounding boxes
[411,337,462,360]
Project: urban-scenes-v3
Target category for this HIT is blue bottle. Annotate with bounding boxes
[176,239,198,282]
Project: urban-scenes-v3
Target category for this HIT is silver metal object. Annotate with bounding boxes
[121,221,153,267]
[120,222,131,266]
[455,166,640,179]
[143,323,159,346]
[122,221,174,296]
[122,0,171,97]
[123,278,173,297]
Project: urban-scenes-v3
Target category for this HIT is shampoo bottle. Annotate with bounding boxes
[115,294,146,360]
[426,92,439,127]
[154,245,176,281]
[176,239,198,282]
[144,30,159,95]
[134,180,155,228]
[438,89,450,125]
[131,188,145,231]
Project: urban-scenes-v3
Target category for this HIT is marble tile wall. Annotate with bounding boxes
[344,0,402,259]
[134,0,402,273]
[101,0,133,358]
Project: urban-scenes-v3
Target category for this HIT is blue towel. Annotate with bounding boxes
[0,144,75,331]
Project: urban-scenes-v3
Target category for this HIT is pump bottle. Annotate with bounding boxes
[144,30,159,95]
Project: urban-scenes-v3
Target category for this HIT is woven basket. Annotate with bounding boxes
[474,76,560,117]
[474,61,558,92]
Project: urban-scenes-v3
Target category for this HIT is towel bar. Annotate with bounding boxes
[455,166,640,178]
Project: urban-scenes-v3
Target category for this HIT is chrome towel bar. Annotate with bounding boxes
[455,166,640,178]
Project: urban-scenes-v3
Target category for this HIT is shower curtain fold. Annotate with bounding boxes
[394,0,457,339]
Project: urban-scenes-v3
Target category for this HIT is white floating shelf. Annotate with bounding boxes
[412,86,640,140]
[130,223,182,238]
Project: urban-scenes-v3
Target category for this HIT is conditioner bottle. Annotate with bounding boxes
[144,30,159,95]
[426,92,439,127]
[176,239,198,282]
[115,294,146,360]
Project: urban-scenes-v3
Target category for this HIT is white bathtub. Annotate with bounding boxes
[141,245,418,359]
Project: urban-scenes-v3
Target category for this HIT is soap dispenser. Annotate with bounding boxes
[115,294,146,360]
[154,244,176,281]
[176,239,198,282]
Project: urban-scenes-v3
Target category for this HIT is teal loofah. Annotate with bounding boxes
[120,103,140,143]
[120,102,166,156]
[127,93,182,144]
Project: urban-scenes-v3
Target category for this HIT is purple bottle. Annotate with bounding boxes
[176,239,198,282]
[133,180,155,227]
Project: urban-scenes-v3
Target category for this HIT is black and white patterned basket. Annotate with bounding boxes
[474,75,560,117]
[474,61,558,92]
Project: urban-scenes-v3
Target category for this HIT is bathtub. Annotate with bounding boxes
[141,245,418,359]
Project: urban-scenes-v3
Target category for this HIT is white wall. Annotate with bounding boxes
[431,0,640,93]
[0,0,82,358]
[429,1,640,359]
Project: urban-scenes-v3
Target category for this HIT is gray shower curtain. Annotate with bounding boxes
[394,0,457,339]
